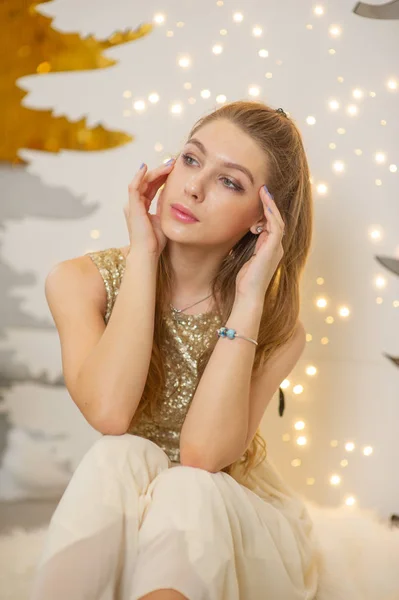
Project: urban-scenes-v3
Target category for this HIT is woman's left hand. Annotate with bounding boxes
[235,185,285,299]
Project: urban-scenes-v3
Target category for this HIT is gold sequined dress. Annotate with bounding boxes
[30,247,321,600]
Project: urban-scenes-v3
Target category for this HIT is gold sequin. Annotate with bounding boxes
[86,247,224,465]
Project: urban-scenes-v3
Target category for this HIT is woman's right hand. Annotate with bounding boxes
[124,159,175,259]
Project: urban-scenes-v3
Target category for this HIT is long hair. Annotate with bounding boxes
[129,100,313,481]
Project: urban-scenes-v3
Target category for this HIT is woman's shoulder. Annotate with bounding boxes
[80,246,129,322]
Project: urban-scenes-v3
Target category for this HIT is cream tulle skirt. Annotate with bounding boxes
[29,434,320,600]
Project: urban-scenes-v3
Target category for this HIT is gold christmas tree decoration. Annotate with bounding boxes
[0,0,153,165]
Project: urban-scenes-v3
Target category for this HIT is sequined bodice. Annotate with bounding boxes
[86,247,223,464]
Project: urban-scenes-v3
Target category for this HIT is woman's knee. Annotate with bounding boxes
[153,464,220,497]
[84,434,170,472]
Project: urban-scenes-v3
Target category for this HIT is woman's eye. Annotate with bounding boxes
[222,177,241,191]
[182,153,242,192]
[182,153,197,166]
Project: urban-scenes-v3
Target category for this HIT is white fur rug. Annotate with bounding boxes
[1,501,399,600]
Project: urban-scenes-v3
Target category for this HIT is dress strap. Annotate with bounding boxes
[85,248,126,324]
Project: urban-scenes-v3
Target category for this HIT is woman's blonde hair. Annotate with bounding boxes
[129,100,313,481]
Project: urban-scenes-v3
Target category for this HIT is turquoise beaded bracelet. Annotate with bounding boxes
[216,326,258,346]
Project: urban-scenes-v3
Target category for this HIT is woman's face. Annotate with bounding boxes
[158,119,269,252]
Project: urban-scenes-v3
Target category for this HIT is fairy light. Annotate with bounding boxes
[258,49,268,58]
[296,436,307,446]
[212,44,223,54]
[352,88,364,99]
[280,379,290,389]
[153,13,165,24]
[294,421,306,431]
[90,229,100,239]
[374,276,387,289]
[133,100,146,112]
[389,164,397,172]
[216,94,227,103]
[293,385,304,395]
[338,306,350,318]
[200,89,211,99]
[345,496,357,507]
[368,226,383,241]
[233,12,244,22]
[345,442,355,452]
[346,104,359,116]
[148,93,160,103]
[333,160,345,173]
[329,99,340,111]
[313,6,324,16]
[375,152,386,164]
[170,103,183,114]
[248,85,261,97]
[178,56,191,68]
[363,446,373,456]
[329,25,342,38]
[316,297,327,308]
[317,278,325,285]
[387,79,398,90]
[305,366,317,376]
[306,116,316,125]
[330,474,341,486]
[252,26,263,37]
[123,90,132,98]
[316,183,328,194]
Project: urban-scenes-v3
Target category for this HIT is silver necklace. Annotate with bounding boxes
[170,292,214,316]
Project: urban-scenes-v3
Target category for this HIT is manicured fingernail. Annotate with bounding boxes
[263,185,273,199]
[140,163,145,169]
[165,158,175,165]
[267,206,273,213]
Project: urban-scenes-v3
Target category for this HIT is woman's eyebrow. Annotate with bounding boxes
[186,137,255,185]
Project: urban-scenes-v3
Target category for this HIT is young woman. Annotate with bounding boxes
[30,101,322,600]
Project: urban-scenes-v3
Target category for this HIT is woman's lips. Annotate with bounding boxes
[170,206,199,223]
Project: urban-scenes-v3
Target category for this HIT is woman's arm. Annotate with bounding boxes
[179,294,262,468]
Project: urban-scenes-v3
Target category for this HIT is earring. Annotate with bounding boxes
[256,226,263,233]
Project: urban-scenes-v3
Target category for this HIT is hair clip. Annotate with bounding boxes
[275,107,288,118]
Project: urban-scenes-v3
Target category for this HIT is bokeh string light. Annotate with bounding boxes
[117,3,398,509]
